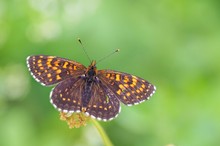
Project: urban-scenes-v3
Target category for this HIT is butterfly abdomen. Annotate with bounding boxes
[82,78,94,108]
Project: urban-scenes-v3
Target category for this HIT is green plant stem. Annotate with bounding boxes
[91,119,113,146]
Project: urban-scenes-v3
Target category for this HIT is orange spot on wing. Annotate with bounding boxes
[47,73,52,78]
[52,66,58,70]
[56,69,61,74]
[63,62,68,68]
[106,74,110,78]
[73,65,77,70]
[117,89,122,95]
[115,74,120,81]
[56,75,61,80]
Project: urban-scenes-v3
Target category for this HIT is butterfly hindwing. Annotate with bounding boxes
[85,81,121,121]
[50,77,85,113]
[26,55,86,86]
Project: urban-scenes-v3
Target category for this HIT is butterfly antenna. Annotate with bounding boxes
[78,38,92,63]
[97,49,120,64]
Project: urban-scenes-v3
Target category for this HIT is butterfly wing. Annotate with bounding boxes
[85,81,120,121]
[98,70,156,106]
[27,55,86,86]
[50,76,85,113]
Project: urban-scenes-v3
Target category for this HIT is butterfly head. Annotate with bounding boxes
[86,60,97,77]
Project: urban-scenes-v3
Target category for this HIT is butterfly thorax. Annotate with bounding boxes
[82,60,98,109]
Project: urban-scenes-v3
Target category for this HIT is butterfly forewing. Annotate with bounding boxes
[98,70,156,106]
[27,55,86,86]
[85,82,120,121]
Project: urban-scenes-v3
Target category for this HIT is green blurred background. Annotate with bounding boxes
[0,0,220,146]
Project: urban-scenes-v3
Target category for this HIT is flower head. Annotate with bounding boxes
[60,112,91,128]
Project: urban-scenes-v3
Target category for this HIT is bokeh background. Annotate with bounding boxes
[0,0,220,146]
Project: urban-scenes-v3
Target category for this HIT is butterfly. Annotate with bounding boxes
[26,55,156,121]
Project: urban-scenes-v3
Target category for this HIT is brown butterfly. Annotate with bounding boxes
[27,55,156,121]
